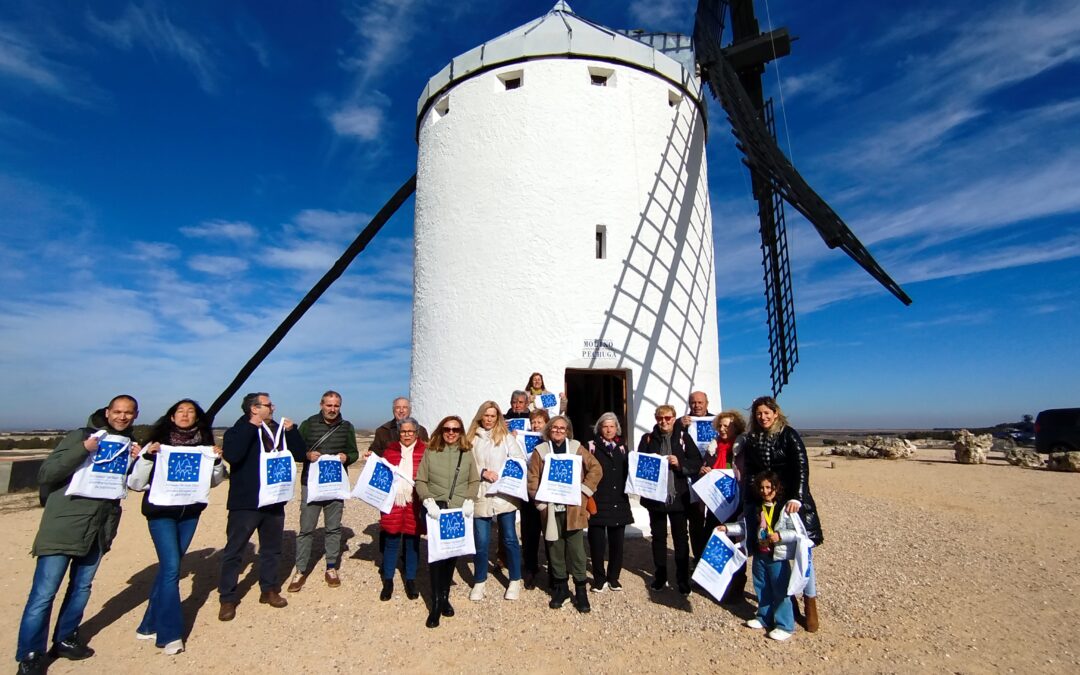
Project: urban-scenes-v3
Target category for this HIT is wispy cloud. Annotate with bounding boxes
[328,104,383,141]
[626,0,694,31]
[0,25,65,92]
[87,1,218,92]
[781,62,852,105]
[188,254,249,276]
[180,219,257,240]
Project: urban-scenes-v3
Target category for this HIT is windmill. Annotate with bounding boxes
[205,0,910,438]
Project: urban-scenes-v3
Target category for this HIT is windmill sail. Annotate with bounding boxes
[693,0,911,393]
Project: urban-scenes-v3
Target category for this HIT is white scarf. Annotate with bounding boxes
[394,442,416,507]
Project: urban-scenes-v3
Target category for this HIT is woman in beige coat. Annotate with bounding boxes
[526,415,602,613]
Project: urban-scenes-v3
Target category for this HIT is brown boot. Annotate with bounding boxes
[218,601,237,622]
[259,590,288,608]
[286,571,307,593]
[804,596,820,632]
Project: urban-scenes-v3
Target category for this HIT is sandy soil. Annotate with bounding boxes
[2,444,1078,674]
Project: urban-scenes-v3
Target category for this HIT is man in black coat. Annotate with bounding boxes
[217,392,305,621]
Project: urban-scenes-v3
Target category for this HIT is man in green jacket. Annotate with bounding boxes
[287,390,359,592]
[15,395,141,675]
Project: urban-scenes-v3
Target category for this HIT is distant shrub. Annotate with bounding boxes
[822,439,839,446]
[0,437,64,450]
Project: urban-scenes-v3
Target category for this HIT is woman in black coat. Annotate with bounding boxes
[742,395,823,631]
[637,404,702,595]
[585,412,632,592]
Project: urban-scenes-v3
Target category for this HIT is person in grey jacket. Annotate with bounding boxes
[15,395,141,675]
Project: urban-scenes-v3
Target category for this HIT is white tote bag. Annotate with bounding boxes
[687,416,716,457]
[691,530,749,603]
[306,455,351,502]
[257,422,295,507]
[691,468,741,522]
[786,513,815,596]
[624,451,669,502]
[426,508,476,562]
[491,456,528,501]
[65,433,133,500]
[350,455,398,514]
[148,445,217,506]
[533,452,582,506]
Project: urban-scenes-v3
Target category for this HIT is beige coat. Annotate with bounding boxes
[471,428,526,517]
[527,440,602,535]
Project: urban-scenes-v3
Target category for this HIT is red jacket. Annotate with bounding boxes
[379,441,426,536]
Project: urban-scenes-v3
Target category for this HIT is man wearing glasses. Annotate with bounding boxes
[637,404,702,596]
[218,392,305,621]
[371,397,430,457]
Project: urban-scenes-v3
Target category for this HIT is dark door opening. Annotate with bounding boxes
[564,368,631,447]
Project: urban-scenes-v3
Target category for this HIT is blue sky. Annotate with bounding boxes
[1,0,1078,431]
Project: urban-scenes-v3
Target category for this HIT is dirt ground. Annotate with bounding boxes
[2,444,1078,674]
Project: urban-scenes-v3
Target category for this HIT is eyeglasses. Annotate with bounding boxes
[442,427,462,434]
[399,429,417,435]
[550,426,568,432]
[656,415,674,422]
[258,403,275,409]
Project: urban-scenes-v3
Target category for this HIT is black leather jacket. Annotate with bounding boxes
[742,426,823,545]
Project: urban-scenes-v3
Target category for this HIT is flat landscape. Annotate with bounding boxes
[2,441,1077,674]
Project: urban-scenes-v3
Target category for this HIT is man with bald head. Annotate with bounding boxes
[371,397,429,457]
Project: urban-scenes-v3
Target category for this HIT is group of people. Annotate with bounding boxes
[14,380,823,673]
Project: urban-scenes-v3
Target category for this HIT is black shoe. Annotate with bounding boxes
[380,578,393,601]
[425,598,441,628]
[678,581,692,596]
[548,580,570,609]
[50,632,95,661]
[608,579,623,591]
[17,652,44,675]
[522,571,536,590]
[573,581,592,614]
[404,580,419,600]
[440,593,455,617]
[649,569,668,591]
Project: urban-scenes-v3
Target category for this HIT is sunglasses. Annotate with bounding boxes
[656,415,674,422]
[442,427,463,434]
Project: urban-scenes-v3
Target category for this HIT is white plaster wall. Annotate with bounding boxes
[411,57,721,440]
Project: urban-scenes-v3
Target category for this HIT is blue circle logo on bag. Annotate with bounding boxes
[636,455,661,482]
[439,511,466,540]
[696,423,717,443]
[319,460,343,484]
[167,451,202,482]
[702,536,734,572]
[502,460,524,479]
[715,473,737,500]
[369,461,393,492]
[540,393,557,408]
[266,457,292,485]
[549,458,574,484]
[92,440,129,475]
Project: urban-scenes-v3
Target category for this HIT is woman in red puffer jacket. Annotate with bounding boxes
[376,417,426,601]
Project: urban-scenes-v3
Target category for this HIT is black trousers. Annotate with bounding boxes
[219,509,285,602]
[521,502,542,574]
[587,524,626,585]
[688,503,707,561]
[428,556,456,605]
[648,509,690,583]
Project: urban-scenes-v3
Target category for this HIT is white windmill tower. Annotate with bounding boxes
[410,1,720,442]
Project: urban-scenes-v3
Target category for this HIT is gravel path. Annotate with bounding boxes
[2,445,1077,673]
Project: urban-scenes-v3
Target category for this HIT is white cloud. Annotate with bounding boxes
[626,0,694,30]
[180,219,257,240]
[0,25,65,92]
[329,103,383,141]
[188,254,250,275]
[87,1,218,92]
[781,62,852,105]
[131,241,180,261]
[293,209,370,237]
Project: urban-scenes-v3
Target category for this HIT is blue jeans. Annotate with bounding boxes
[382,533,420,581]
[473,512,521,583]
[137,515,200,646]
[16,542,103,661]
[752,553,795,632]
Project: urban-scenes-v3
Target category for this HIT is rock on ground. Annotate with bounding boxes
[953,429,992,464]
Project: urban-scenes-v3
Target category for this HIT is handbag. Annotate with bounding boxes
[585,494,598,516]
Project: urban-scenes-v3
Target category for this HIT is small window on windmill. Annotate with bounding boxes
[668,90,682,107]
[498,69,524,91]
[596,225,607,259]
[588,66,615,87]
[434,96,450,119]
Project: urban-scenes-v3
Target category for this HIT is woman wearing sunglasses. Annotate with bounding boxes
[415,416,480,628]
[637,404,702,596]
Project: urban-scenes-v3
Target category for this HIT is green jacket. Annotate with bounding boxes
[297,414,359,484]
[415,445,479,508]
[32,409,132,557]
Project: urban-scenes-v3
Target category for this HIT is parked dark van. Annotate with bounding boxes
[1034,408,1080,453]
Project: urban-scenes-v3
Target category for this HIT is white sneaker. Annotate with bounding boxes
[469,580,486,601]
[591,582,610,593]
[768,628,793,641]
[504,580,522,601]
[136,631,156,641]
[745,618,766,629]
[163,640,185,655]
